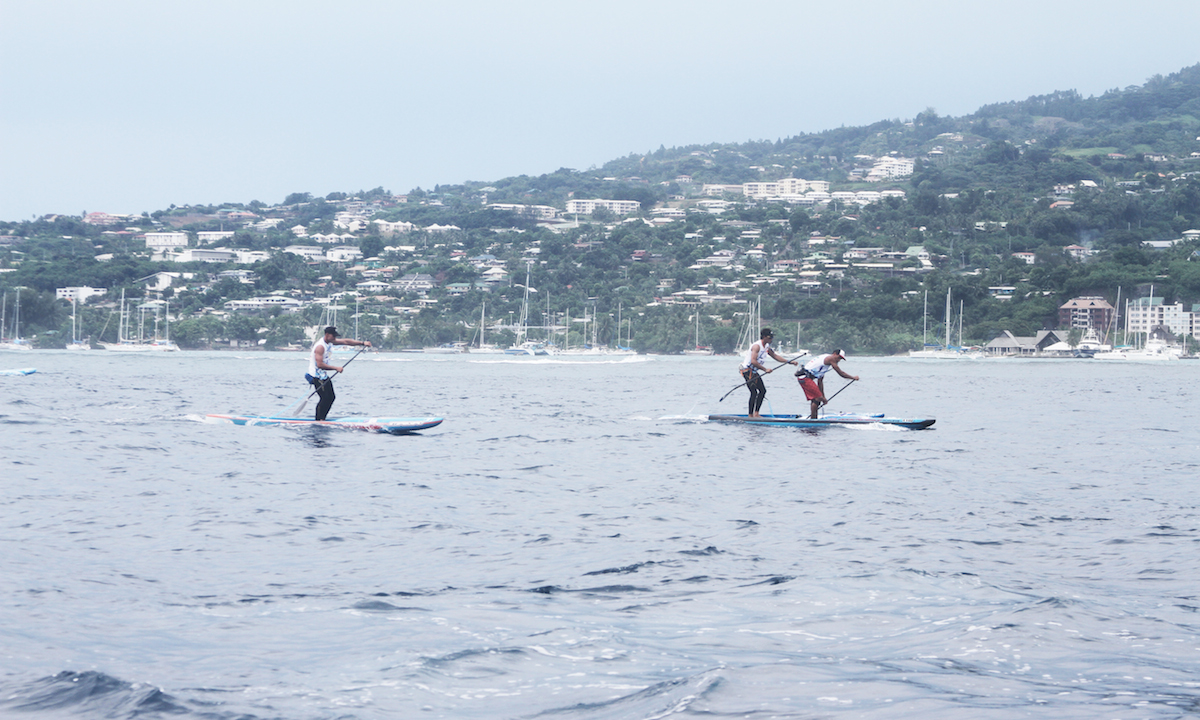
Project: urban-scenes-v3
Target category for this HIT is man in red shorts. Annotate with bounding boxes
[795,349,859,419]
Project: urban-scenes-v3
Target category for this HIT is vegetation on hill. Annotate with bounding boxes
[3,65,1200,353]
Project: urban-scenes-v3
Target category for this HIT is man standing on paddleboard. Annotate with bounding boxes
[796,349,858,419]
[740,328,798,418]
[307,326,370,421]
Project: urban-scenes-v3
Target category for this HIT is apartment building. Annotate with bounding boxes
[1058,296,1114,331]
[564,199,642,216]
[144,232,189,250]
[1125,297,1195,337]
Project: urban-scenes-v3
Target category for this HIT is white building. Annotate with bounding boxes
[1126,297,1193,337]
[488,203,559,220]
[326,246,363,263]
[137,272,183,292]
[236,250,271,264]
[564,199,642,216]
[144,232,189,250]
[372,219,416,236]
[217,270,256,284]
[701,184,744,197]
[174,248,238,263]
[224,296,305,312]
[56,286,108,302]
[651,207,686,219]
[356,279,392,293]
[197,231,236,245]
[867,157,915,181]
[284,245,325,260]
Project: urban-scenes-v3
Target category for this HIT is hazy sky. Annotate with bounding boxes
[2,0,1198,221]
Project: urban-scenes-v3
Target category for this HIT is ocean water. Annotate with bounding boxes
[1,350,1198,720]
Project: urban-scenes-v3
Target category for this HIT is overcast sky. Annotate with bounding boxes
[2,0,1198,221]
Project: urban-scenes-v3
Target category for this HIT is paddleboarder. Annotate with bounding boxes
[307,326,370,421]
[796,349,858,419]
[739,328,798,418]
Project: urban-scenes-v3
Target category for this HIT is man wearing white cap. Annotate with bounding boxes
[796,349,858,419]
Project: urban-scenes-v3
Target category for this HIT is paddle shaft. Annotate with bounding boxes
[819,378,856,410]
[719,352,808,402]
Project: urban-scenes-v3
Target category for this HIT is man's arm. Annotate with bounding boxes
[767,349,797,365]
[313,345,343,374]
[830,359,859,382]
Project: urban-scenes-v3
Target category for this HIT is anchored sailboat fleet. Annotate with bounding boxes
[98,290,180,352]
[65,296,91,350]
[908,288,980,358]
[0,289,33,351]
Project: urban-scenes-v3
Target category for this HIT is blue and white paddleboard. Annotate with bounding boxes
[0,367,36,376]
[205,414,443,435]
[708,413,935,430]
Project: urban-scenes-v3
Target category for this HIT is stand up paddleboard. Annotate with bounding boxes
[707,413,934,430]
[0,368,36,376]
[205,414,443,435]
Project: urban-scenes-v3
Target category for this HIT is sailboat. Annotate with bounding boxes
[470,301,504,354]
[0,289,34,351]
[735,297,762,354]
[505,266,551,355]
[683,309,713,355]
[65,296,91,350]
[99,290,180,352]
[907,288,980,358]
[1094,285,1183,361]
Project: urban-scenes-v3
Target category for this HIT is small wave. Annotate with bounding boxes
[350,599,427,612]
[535,667,722,719]
[0,671,189,717]
[584,561,657,576]
[679,546,723,556]
[526,584,650,595]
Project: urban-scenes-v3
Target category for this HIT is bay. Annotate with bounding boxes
[1,351,1198,719]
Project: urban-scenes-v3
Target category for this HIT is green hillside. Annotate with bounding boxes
[3,64,1200,354]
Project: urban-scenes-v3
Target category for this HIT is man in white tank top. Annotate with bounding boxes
[306,325,371,421]
[738,328,798,417]
[795,349,858,418]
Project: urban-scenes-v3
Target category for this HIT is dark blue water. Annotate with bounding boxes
[2,351,1198,719]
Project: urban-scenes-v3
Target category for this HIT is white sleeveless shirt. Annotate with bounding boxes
[740,341,770,372]
[803,354,834,380]
[308,338,332,378]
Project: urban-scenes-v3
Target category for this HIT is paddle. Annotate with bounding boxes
[280,345,369,417]
[818,378,857,415]
[718,352,808,402]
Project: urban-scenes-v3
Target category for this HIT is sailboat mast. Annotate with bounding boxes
[955,297,964,348]
[922,289,928,348]
[944,288,951,349]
